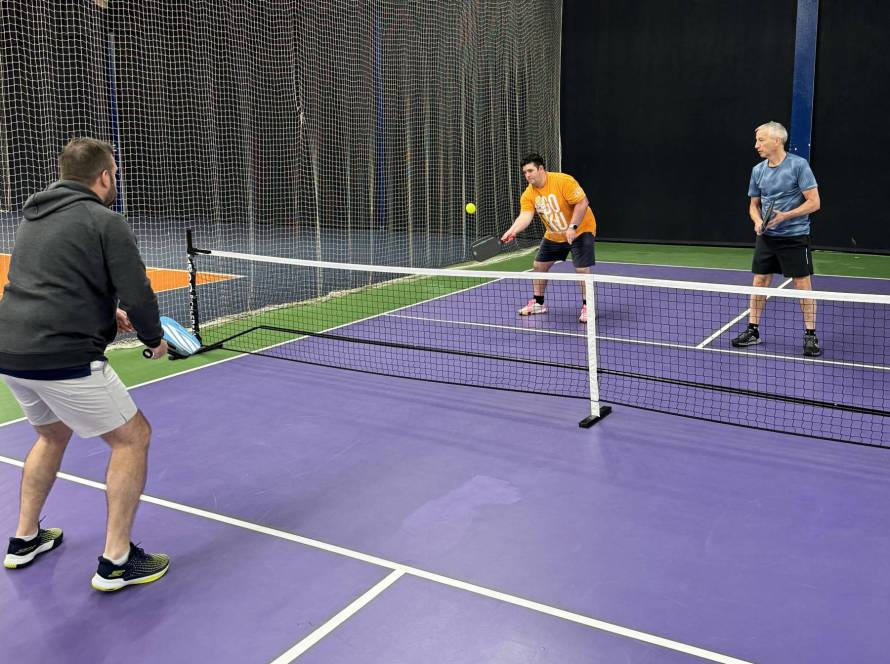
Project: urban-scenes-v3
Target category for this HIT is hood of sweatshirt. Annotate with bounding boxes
[22,180,104,221]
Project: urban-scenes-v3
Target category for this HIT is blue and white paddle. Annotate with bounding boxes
[143,316,201,359]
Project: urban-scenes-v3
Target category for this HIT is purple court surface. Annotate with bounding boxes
[2,263,890,664]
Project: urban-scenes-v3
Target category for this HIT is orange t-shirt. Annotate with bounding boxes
[519,172,596,242]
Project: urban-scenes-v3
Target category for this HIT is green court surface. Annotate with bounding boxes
[491,242,890,278]
[1,242,888,425]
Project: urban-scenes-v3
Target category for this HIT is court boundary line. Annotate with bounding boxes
[499,250,890,283]
[0,453,752,664]
[269,570,405,663]
[204,249,890,305]
[0,270,516,429]
[696,278,793,349]
[380,309,890,372]
[0,261,885,433]
[384,312,587,338]
[595,258,890,282]
[0,414,25,428]
[1,256,884,431]
[7,247,890,282]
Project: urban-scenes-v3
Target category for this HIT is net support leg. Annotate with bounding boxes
[186,229,204,344]
[580,275,612,428]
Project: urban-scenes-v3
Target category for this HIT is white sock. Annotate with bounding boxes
[105,552,129,566]
[16,532,37,542]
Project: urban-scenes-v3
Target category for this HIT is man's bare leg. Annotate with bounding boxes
[100,411,151,560]
[792,275,817,330]
[532,260,555,298]
[519,260,555,315]
[15,421,73,537]
[748,273,773,325]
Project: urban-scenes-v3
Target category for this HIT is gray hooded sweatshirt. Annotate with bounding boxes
[0,180,163,371]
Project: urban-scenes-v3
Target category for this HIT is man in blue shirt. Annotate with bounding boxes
[731,121,822,357]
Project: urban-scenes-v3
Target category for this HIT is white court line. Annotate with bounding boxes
[696,278,792,349]
[0,453,752,664]
[596,257,890,282]
[208,271,514,359]
[381,309,890,372]
[208,249,890,291]
[349,244,890,282]
[2,276,885,436]
[269,570,405,663]
[0,415,25,429]
[2,256,882,430]
[384,313,587,338]
[0,345,258,431]
[0,269,517,431]
[599,334,890,371]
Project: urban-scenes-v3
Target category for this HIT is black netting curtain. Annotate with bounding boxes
[3,0,561,267]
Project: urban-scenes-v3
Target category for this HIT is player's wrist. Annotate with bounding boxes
[568,224,578,230]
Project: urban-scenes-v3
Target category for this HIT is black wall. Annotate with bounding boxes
[562,1,889,253]
[811,1,890,252]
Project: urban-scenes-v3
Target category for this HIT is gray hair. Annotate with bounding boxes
[755,121,788,144]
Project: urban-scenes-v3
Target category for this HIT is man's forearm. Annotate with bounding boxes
[749,203,763,224]
[569,201,588,227]
[511,216,534,234]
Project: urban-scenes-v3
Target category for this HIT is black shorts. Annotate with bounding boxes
[535,232,596,268]
[752,234,813,278]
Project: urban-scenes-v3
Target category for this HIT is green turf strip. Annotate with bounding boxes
[1,242,887,425]
[0,348,234,425]
[808,250,890,279]
[592,242,890,278]
[198,274,491,351]
[0,275,492,424]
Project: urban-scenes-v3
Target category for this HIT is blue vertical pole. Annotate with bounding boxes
[106,32,126,213]
[788,0,819,161]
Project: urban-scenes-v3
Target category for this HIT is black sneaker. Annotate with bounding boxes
[731,327,762,347]
[803,333,822,357]
[91,542,170,592]
[4,527,63,569]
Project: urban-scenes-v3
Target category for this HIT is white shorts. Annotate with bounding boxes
[2,361,138,438]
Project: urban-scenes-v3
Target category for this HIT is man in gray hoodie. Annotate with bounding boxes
[1,138,171,591]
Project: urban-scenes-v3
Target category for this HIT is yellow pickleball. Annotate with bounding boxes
[465,202,477,214]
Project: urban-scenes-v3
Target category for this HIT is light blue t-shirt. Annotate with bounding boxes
[747,153,818,237]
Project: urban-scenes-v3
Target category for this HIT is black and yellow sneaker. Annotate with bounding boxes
[4,527,64,569]
[91,542,170,592]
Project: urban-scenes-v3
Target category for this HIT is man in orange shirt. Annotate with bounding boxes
[501,153,597,323]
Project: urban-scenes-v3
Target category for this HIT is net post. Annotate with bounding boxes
[579,275,611,428]
[186,230,203,343]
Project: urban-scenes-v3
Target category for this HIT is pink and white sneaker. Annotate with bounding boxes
[518,299,548,316]
[578,304,587,323]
